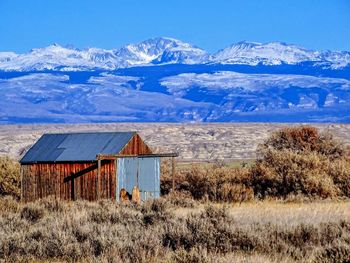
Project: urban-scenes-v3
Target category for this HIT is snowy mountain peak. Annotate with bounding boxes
[115,37,177,65]
[49,43,64,48]
[30,43,72,53]
[231,41,261,48]
[212,41,320,66]
[0,52,18,62]
[115,37,208,66]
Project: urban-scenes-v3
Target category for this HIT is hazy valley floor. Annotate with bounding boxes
[0,123,350,161]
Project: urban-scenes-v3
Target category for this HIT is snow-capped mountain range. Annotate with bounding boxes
[0,37,209,71]
[0,37,349,71]
[0,37,350,123]
[213,41,350,69]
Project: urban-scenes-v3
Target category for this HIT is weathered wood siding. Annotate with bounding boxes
[120,134,152,155]
[21,133,152,202]
[21,161,116,202]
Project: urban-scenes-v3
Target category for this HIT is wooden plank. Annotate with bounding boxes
[97,159,101,200]
[25,165,28,202]
[46,164,49,198]
[26,165,29,201]
[34,165,37,200]
[20,166,23,201]
[37,164,40,199]
[71,164,79,201]
[91,165,94,201]
[59,164,63,199]
[21,165,25,202]
[87,163,91,200]
[104,163,107,198]
[70,170,76,201]
[63,164,66,200]
[24,166,27,201]
[52,164,56,198]
[81,163,85,200]
[55,164,59,199]
[114,159,117,201]
[66,164,70,200]
[97,152,179,160]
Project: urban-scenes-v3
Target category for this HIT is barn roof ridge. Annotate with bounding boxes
[41,131,138,135]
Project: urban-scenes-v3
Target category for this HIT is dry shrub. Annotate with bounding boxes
[314,242,350,263]
[164,191,197,208]
[173,247,211,263]
[141,198,170,225]
[0,156,20,199]
[161,163,253,202]
[20,203,45,223]
[163,205,236,255]
[251,149,339,198]
[260,125,344,159]
[252,126,350,199]
[0,196,19,213]
[38,196,64,213]
[328,159,350,197]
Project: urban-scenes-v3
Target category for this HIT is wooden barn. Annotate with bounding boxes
[20,132,177,202]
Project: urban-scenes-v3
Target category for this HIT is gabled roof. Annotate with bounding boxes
[20,132,136,163]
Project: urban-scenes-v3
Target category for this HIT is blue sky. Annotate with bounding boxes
[0,0,349,53]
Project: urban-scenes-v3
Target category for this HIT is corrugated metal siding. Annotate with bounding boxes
[21,132,135,163]
[117,157,160,202]
[117,158,138,201]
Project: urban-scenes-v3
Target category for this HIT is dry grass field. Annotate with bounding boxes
[0,123,350,161]
[0,197,349,263]
[173,200,350,228]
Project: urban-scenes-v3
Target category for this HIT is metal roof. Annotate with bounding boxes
[20,132,136,163]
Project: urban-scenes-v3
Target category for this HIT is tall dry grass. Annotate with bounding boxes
[0,197,349,263]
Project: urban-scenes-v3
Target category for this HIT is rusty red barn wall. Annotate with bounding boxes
[21,161,115,202]
[21,134,153,202]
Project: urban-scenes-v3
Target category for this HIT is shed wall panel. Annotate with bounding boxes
[117,157,160,202]
[22,161,116,202]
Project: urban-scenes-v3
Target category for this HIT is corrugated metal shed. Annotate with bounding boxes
[21,132,135,163]
[117,157,160,202]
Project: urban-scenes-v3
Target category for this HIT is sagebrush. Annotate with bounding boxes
[0,156,20,199]
[251,126,350,199]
